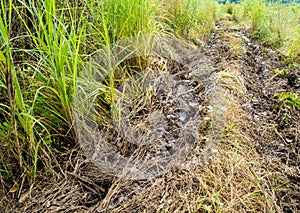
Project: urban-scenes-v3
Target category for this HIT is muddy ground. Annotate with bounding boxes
[2,20,300,212]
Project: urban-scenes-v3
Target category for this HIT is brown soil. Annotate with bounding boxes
[2,21,299,213]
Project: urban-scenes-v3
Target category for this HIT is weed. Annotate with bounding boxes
[275,92,300,110]
[0,169,12,180]
[274,68,289,76]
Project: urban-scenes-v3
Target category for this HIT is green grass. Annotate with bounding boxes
[0,0,163,190]
[275,92,300,111]
[163,0,221,39]
[232,0,300,52]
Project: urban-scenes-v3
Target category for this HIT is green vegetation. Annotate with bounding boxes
[232,0,300,56]
[0,0,221,191]
[274,68,289,76]
[164,0,221,38]
[275,92,300,110]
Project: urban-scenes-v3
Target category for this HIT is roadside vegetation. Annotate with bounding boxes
[0,0,299,211]
[231,0,300,58]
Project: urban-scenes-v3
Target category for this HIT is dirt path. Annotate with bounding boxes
[239,30,300,212]
[13,21,300,213]
[204,21,300,212]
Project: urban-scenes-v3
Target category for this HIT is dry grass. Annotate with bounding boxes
[92,67,279,212]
